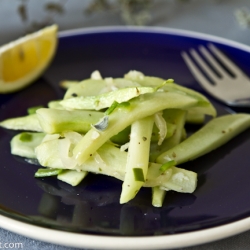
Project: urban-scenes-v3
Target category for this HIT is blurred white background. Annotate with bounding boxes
[0,0,250,45]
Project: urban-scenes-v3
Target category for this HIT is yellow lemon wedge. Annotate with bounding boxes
[0,24,58,93]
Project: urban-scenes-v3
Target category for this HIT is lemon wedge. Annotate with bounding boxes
[0,25,58,93]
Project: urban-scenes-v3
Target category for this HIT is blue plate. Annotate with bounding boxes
[1,27,250,249]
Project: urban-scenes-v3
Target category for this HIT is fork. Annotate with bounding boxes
[181,44,250,107]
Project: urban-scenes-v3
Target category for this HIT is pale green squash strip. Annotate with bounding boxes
[151,109,187,207]
[36,108,104,134]
[157,114,250,165]
[120,116,154,204]
[0,114,42,132]
[60,86,155,111]
[73,91,199,165]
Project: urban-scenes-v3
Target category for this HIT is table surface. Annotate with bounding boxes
[1,0,250,249]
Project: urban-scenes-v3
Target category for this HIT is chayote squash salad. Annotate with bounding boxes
[1,70,250,207]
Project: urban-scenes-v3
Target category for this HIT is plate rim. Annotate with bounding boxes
[59,25,250,52]
[1,213,250,249]
[2,26,250,249]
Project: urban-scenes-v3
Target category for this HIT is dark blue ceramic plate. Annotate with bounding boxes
[1,27,250,249]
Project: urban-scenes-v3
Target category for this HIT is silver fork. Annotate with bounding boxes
[181,44,250,107]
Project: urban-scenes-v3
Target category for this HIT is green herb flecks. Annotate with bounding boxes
[35,168,63,177]
[159,160,176,172]
[19,132,33,142]
[27,105,44,115]
[118,101,130,109]
[133,168,145,182]
[105,101,119,115]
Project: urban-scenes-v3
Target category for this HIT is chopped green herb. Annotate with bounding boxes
[118,101,130,109]
[133,168,145,182]
[27,105,44,115]
[19,132,32,142]
[159,160,176,172]
[105,101,119,115]
[105,101,131,115]
[34,168,63,177]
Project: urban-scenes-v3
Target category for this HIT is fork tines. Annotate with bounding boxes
[181,43,250,107]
